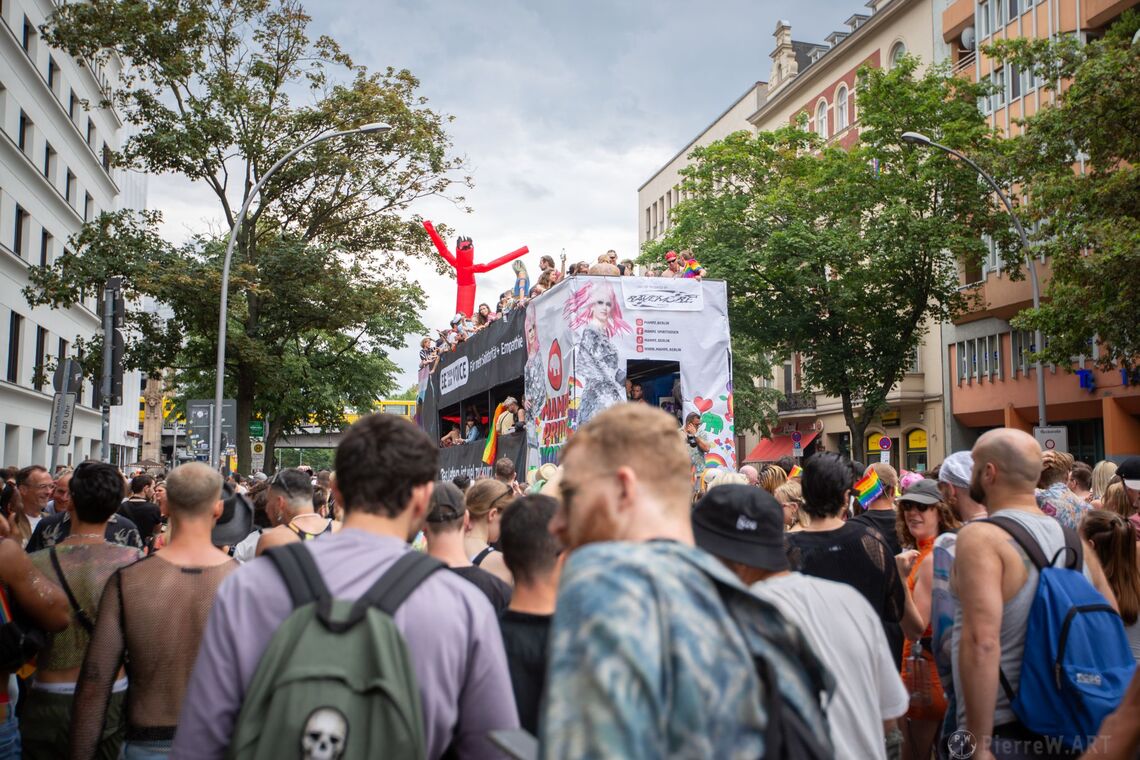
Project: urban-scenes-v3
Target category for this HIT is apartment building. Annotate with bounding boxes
[638,0,952,471]
[940,0,1140,462]
[0,0,145,468]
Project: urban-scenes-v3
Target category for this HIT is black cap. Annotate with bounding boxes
[1116,456,1140,490]
[692,484,789,572]
[427,480,466,523]
[211,481,254,548]
[899,478,943,505]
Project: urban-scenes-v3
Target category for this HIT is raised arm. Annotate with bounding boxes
[0,538,69,632]
[422,220,458,268]
[472,245,530,274]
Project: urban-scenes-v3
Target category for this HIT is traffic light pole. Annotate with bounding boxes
[100,284,114,462]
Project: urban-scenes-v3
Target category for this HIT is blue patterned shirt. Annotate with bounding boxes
[539,540,831,759]
[1035,482,1090,531]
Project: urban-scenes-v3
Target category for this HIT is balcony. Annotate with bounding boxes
[778,391,817,414]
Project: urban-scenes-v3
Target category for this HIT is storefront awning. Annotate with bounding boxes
[744,430,819,463]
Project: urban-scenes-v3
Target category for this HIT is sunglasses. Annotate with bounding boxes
[269,471,304,500]
[901,501,935,513]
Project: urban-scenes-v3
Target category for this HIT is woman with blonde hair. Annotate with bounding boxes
[1081,510,1140,660]
[1091,460,1119,505]
[1101,482,1135,519]
[774,480,805,531]
[758,464,788,495]
[463,478,515,585]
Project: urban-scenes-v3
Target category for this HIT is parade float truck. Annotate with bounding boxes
[418,275,736,483]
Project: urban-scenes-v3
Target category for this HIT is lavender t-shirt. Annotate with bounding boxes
[172,529,518,759]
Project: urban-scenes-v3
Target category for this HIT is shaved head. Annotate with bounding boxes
[973,428,1042,490]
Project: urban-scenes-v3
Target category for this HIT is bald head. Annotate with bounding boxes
[973,428,1042,490]
[165,462,224,517]
[739,465,759,486]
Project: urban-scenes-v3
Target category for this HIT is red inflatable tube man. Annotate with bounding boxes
[423,220,529,317]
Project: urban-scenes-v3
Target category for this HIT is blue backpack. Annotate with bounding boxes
[987,515,1136,750]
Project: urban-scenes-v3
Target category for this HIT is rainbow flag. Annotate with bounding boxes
[854,470,884,508]
[681,258,703,278]
[483,402,508,465]
[788,465,803,479]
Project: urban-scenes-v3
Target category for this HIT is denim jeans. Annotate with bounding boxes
[0,705,19,760]
[121,739,173,759]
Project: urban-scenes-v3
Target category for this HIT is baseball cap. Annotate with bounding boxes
[938,451,974,489]
[692,484,789,572]
[427,480,466,523]
[665,251,678,262]
[899,478,943,505]
[211,481,254,548]
[1117,456,1140,490]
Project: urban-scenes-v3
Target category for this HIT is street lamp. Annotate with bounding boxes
[900,130,1047,427]
[211,121,392,470]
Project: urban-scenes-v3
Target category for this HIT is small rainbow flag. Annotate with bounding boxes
[788,465,803,479]
[483,402,508,465]
[682,258,703,278]
[854,469,885,508]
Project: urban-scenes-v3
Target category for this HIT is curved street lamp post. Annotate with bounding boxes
[900,131,1047,428]
[212,122,392,471]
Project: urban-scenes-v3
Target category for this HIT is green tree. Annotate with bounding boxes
[986,11,1140,370]
[29,0,468,473]
[646,59,1010,450]
[393,383,420,401]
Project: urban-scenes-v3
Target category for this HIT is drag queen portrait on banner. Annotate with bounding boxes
[523,306,545,448]
[564,279,633,425]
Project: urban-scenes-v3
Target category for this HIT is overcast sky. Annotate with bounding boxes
[149,0,854,390]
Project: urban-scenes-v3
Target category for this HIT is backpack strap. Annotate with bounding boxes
[49,546,95,634]
[353,552,445,618]
[984,515,1050,570]
[265,542,330,609]
[471,546,494,567]
[1054,524,1084,571]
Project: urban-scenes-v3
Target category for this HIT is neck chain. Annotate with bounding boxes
[67,532,105,540]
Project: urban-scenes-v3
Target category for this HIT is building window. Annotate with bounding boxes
[995,0,1006,27]
[17,110,32,153]
[6,313,22,383]
[39,230,51,266]
[43,142,56,180]
[33,326,46,391]
[65,170,76,205]
[1011,329,1034,375]
[992,67,1006,110]
[906,429,928,472]
[783,360,793,396]
[890,42,907,68]
[836,85,849,131]
[86,119,95,147]
[22,16,36,54]
[101,143,111,171]
[1010,63,1022,100]
[83,193,94,222]
[1009,0,1020,20]
[979,1,992,37]
[816,100,829,138]
[906,345,921,373]
[13,206,29,258]
[47,57,60,94]
[68,91,79,120]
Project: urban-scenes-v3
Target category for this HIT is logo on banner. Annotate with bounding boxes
[439,357,469,395]
[548,340,563,391]
[620,279,703,311]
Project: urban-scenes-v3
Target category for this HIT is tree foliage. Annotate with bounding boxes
[645,58,1009,447]
[987,10,1140,369]
[29,0,469,472]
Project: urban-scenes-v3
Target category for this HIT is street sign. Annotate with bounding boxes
[878,436,892,451]
[249,419,265,438]
[1034,426,1068,453]
[48,393,77,445]
[791,430,803,443]
[52,360,83,394]
[251,441,265,472]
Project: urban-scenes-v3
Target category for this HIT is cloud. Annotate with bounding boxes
[148,0,859,391]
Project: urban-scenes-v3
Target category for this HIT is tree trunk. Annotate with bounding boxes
[235,368,254,475]
[264,430,280,476]
[842,392,868,467]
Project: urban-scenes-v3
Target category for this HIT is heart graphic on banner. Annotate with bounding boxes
[694,397,713,413]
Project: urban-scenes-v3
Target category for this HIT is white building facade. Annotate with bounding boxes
[0,0,145,468]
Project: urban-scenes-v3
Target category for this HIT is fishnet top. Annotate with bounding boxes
[786,521,907,660]
[28,542,142,671]
[70,554,237,757]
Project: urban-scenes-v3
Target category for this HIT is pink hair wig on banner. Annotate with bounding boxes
[562,280,632,339]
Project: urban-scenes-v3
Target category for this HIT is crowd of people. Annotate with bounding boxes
[420,249,706,372]
[1,404,1138,760]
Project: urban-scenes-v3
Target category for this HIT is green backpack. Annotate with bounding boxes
[228,543,444,760]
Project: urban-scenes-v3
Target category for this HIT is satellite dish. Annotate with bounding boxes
[961,25,976,50]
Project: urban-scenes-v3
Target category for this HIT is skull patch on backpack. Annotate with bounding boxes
[301,707,347,760]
